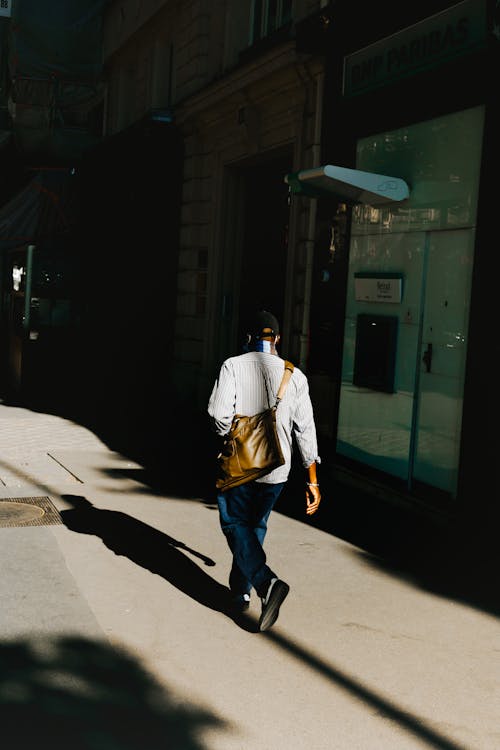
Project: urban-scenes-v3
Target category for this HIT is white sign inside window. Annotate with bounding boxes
[354,276,402,303]
[0,0,12,18]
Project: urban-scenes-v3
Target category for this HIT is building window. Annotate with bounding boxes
[250,0,292,43]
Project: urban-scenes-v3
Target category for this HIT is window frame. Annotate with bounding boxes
[249,0,293,45]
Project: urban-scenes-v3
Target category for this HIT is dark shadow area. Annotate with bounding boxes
[68,418,500,622]
[60,119,184,472]
[83,419,500,621]
[71,407,222,501]
[0,389,219,506]
[97,428,221,501]
[0,635,223,749]
[275,460,500,620]
[0,117,185,477]
[59,495,254,630]
[3,364,500,626]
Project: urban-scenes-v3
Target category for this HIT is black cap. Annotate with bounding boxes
[250,309,280,338]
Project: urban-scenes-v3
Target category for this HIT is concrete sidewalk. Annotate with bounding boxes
[0,400,499,749]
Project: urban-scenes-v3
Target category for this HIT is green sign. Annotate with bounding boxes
[343,0,487,97]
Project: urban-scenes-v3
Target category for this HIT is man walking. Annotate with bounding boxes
[208,310,321,631]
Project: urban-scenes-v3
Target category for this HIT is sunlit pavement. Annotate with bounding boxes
[0,401,498,750]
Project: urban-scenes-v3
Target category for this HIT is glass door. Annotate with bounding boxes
[412,228,475,492]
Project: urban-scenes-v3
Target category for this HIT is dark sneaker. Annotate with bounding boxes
[258,578,289,632]
[231,593,251,613]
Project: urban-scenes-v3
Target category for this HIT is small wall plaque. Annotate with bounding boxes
[0,1,12,18]
[354,272,403,303]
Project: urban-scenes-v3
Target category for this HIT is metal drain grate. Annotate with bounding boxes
[0,496,63,528]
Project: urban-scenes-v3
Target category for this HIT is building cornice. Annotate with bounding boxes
[176,43,320,123]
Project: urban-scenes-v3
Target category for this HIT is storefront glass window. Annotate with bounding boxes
[337,106,485,497]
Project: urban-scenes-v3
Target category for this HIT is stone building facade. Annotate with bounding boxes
[101,0,329,410]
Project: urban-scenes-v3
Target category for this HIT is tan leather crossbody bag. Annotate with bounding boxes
[215,360,294,492]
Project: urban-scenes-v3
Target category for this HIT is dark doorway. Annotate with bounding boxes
[236,154,292,348]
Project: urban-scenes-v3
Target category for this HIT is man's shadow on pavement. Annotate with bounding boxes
[59,495,256,631]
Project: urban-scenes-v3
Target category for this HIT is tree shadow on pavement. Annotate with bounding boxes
[0,635,223,749]
[59,495,254,630]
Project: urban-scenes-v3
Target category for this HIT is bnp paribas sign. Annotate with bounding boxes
[0,0,12,18]
[343,0,487,97]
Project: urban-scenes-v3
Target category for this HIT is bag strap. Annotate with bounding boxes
[274,360,294,407]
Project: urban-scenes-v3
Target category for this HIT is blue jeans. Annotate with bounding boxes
[217,481,285,598]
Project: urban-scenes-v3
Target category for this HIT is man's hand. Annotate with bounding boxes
[306,483,321,515]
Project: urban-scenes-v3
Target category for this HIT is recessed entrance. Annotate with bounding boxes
[236,154,292,346]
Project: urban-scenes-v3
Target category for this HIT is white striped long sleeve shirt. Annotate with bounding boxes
[207,351,320,484]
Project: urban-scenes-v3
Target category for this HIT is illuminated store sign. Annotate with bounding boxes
[343,0,486,96]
